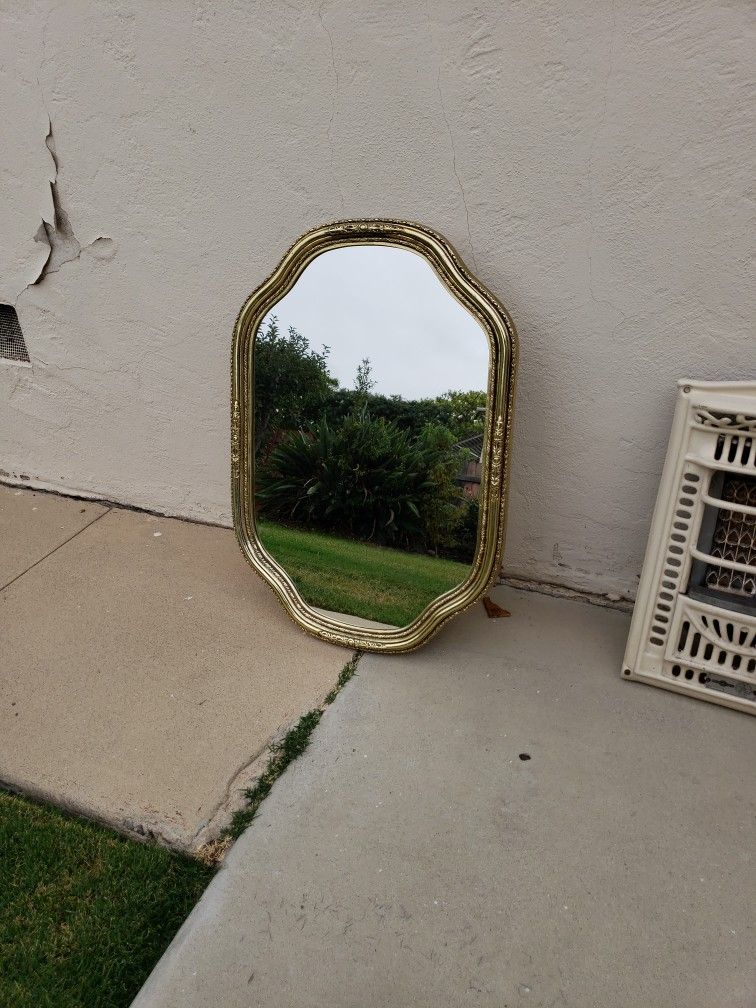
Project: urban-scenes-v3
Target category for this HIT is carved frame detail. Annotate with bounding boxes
[231,219,518,652]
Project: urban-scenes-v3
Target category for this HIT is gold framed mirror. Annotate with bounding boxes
[231,220,517,653]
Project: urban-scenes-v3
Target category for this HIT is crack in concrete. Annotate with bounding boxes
[437,65,478,271]
[190,738,274,846]
[499,573,633,612]
[0,505,112,594]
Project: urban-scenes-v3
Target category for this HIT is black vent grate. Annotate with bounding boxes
[0,305,30,363]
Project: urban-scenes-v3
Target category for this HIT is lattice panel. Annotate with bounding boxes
[705,476,756,599]
[623,381,756,715]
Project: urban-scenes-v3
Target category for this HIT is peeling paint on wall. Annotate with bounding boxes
[31,120,114,286]
[0,112,55,302]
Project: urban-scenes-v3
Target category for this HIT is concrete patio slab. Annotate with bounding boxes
[0,483,108,588]
[0,492,346,851]
[134,587,755,1008]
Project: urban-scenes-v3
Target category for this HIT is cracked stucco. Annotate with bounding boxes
[1,1,754,599]
[33,120,115,284]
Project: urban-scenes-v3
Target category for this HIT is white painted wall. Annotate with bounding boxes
[1,1,753,600]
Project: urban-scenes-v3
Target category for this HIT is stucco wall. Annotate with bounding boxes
[1,1,753,600]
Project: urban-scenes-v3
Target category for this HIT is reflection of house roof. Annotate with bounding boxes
[455,433,484,462]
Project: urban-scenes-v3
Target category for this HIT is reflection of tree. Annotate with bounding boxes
[255,324,484,560]
[322,387,486,443]
[415,423,471,555]
[254,317,336,453]
[436,389,487,438]
[354,358,376,399]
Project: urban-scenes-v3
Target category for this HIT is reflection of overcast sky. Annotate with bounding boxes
[263,245,489,400]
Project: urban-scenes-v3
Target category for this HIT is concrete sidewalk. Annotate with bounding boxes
[0,485,346,851]
[134,587,755,1008]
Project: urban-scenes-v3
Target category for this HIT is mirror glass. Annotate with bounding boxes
[253,245,489,629]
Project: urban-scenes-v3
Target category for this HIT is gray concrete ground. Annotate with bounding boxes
[0,484,108,586]
[0,485,345,851]
[134,588,755,1008]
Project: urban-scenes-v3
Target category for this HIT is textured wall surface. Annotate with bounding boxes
[1,1,753,599]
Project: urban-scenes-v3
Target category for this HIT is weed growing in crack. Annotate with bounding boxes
[324,650,360,704]
[222,651,361,842]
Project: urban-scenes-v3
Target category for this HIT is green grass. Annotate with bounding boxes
[259,520,470,626]
[224,652,360,840]
[0,790,214,1008]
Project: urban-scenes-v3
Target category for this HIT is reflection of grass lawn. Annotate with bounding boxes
[259,520,471,626]
[0,790,214,1008]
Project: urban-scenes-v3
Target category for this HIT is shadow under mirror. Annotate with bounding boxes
[253,244,490,629]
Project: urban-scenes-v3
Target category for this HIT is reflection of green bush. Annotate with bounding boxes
[444,498,480,563]
[416,423,472,555]
[257,409,471,555]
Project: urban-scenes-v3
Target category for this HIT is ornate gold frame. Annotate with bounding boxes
[231,220,518,653]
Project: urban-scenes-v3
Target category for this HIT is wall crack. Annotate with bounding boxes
[317,3,346,214]
[437,65,478,271]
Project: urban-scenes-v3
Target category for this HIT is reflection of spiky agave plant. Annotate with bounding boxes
[257,411,466,550]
